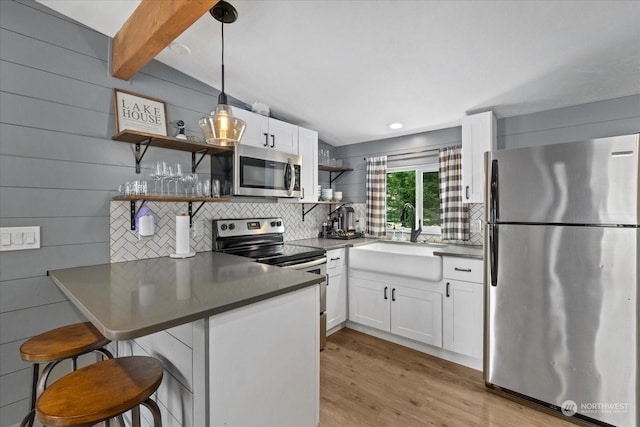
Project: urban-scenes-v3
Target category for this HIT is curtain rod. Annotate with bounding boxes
[363,145,461,161]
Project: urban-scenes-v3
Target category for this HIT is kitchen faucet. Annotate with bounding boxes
[400,203,422,242]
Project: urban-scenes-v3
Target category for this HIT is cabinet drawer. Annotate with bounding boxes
[327,248,346,269]
[443,257,483,283]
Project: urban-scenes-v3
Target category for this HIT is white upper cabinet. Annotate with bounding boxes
[297,127,319,203]
[461,111,496,203]
[234,109,298,154]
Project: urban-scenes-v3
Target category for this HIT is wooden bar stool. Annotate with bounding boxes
[34,356,163,427]
[19,322,113,427]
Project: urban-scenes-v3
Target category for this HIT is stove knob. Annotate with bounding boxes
[228,223,235,230]
[221,224,227,231]
[270,221,276,227]
[276,221,282,226]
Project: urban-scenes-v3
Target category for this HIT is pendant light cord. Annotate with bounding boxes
[221,11,225,96]
[218,8,228,104]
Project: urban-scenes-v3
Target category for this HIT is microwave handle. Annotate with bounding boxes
[285,158,295,195]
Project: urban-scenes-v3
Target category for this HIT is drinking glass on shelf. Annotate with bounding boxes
[181,173,192,196]
[212,179,220,198]
[203,179,211,197]
[151,162,164,194]
[174,164,183,195]
[195,180,203,197]
[161,162,173,195]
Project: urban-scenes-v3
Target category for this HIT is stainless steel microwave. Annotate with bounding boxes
[211,144,302,198]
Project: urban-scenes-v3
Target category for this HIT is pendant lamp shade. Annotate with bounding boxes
[199,1,245,146]
[199,104,245,146]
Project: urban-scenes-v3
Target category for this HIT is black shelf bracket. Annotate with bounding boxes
[192,149,211,173]
[301,203,320,222]
[130,200,148,230]
[134,139,153,174]
[329,171,346,186]
[188,201,206,227]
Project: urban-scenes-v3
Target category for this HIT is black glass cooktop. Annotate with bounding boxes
[226,243,325,265]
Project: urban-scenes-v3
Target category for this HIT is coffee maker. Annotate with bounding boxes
[338,206,356,231]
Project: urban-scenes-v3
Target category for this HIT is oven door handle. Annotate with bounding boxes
[278,257,327,269]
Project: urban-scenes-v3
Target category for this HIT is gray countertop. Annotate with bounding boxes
[289,237,483,259]
[289,237,374,250]
[433,245,484,259]
[48,252,324,341]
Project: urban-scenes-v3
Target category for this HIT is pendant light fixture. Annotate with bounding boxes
[199,0,246,146]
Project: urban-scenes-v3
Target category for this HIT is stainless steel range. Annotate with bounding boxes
[213,217,328,350]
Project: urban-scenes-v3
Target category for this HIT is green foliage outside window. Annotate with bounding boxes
[422,172,440,226]
[386,171,414,228]
[386,169,440,230]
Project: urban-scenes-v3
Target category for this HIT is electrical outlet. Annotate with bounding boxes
[193,220,204,237]
[470,219,482,233]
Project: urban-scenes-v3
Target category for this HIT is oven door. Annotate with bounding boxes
[234,145,301,198]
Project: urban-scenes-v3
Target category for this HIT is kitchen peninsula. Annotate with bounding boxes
[48,252,323,426]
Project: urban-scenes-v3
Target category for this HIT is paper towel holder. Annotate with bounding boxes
[170,212,196,258]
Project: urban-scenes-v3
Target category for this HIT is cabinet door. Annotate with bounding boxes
[268,117,298,154]
[443,280,483,358]
[297,127,318,202]
[390,286,442,347]
[233,109,270,149]
[461,111,496,203]
[326,266,347,330]
[348,277,390,332]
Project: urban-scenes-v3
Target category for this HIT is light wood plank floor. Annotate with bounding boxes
[320,328,576,427]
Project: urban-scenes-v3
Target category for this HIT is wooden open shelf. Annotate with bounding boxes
[318,164,353,173]
[113,195,231,203]
[112,130,233,154]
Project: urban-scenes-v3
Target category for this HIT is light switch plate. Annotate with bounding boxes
[0,226,40,251]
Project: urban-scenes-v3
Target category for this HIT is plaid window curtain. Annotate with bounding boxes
[366,155,387,237]
[439,147,469,241]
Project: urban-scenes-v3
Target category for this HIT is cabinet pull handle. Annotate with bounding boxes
[263,133,269,147]
[391,288,396,302]
[465,186,470,199]
[384,286,388,300]
[330,257,341,261]
[446,282,450,298]
[270,134,275,148]
[454,267,472,272]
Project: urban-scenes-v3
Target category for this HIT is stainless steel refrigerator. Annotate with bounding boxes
[484,134,639,426]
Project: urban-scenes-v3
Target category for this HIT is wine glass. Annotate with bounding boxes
[181,173,194,196]
[160,162,172,195]
[165,165,176,195]
[174,164,183,195]
[151,162,165,194]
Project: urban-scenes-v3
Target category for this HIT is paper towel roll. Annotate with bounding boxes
[175,214,191,255]
[139,214,155,236]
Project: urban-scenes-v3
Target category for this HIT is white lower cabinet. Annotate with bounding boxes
[442,257,484,359]
[326,248,347,330]
[349,276,442,347]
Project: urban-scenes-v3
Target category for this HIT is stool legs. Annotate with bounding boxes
[130,398,162,427]
[22,347,116,427]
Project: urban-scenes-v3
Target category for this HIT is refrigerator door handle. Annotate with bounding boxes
[490,224,499,286]
[490,159,499,223]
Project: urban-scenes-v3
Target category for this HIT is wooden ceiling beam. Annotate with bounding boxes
[112,0,219,81]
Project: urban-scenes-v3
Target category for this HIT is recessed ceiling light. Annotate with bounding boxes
[169,42,191,56]
[388,122,403,130]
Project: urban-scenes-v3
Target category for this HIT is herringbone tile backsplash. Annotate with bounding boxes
[110,201,354,262]
[110,202,481,262]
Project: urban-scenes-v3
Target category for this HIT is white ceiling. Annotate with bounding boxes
[37,0,640,146]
